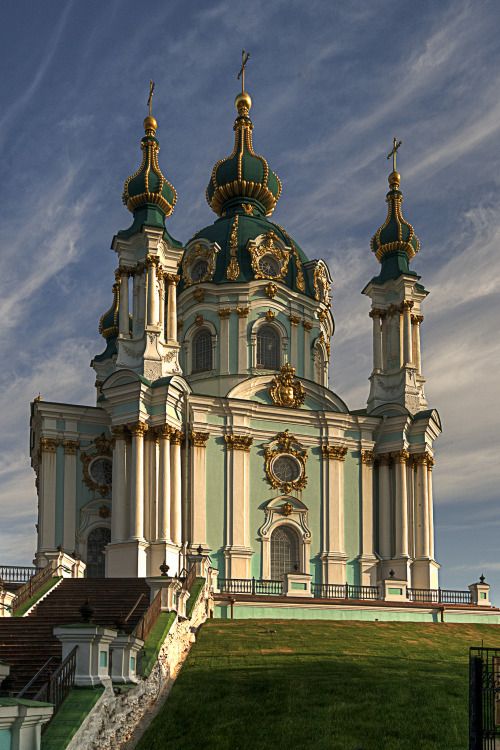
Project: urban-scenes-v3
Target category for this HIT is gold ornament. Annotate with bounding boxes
[265,282,277,299]
[282,502,293,517]
[248,231,289,281]
[264,430,308,492]
[182,241,219,287]
[313,262,331,305]
[269,364,306,408]
[224,434,253,451]
[226,215,240,281]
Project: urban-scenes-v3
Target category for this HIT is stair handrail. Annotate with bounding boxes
[11,563,59,613]
[124,593,146,624]
[182,563,197,593]
[17,656,55,698]
[133,590,161,641]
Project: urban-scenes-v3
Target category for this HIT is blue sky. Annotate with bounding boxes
[0,0,499,599]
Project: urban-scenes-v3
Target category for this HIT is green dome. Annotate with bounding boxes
[206,92,282,217]
[371,171,420,264]
[180,203,315,299]
[122,116,177,221]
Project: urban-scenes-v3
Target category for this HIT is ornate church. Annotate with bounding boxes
[30,77,441,592]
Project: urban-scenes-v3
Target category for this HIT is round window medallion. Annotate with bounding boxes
[89,457,113,487]
[272,454,301,483]
[259,254,281,278]
[191,259,209,282]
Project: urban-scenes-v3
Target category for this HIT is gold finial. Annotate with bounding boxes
[144,80,157,135]
[237,50,250,95]
[34,393,42,402]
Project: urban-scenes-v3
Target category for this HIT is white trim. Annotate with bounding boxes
[258,496,312,579]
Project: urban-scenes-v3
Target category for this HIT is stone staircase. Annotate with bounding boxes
[0,578,150,697]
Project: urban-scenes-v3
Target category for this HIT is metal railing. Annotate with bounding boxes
[11,565,57,613]
[17,657,56,699]
[0,565,39,584]
[181,564,197,593]
[408,587,472,605]
[311,583,380,600]
[35,647,77,729]
[133,590,161,641]
[218,578,283,596]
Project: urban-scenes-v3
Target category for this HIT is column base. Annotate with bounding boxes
[357,554,380,586]
[149,541,183,577]
[378,557,411,584]
[105,540,148,577]
[223,546,253,579]
[411,558,440,589]
[321,552,348,585]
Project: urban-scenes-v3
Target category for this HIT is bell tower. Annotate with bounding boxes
[362,143,427,415]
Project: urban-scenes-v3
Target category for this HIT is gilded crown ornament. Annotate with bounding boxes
[122,81,177,220]
[269,364,306,408]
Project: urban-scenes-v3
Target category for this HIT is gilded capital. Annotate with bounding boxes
[111,425,127,440]
[376,452,391,466]
[218,308,231,319]
[289,314,300,326]
[165,273,180,285]
[170,429,184,445]
[361,449,375,465]
[129,422,148,437]
[401,300,414,312]
[40,437,58,453]
[321,444,348,461]
[236,306,249,318]
[225,434,253,452]
[63,440,79,455]
[157,424,173,440]
[303,320,313,331]
[392,449,410,463]
[190,431,210,447]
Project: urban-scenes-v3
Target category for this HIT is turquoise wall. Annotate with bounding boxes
[205,437,227,576]
[344,451,361,585]
[0,728,10,750]
[214,603,440,622]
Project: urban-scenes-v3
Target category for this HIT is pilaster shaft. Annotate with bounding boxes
[321,445,348,583]
[111,429,127,542]
[157,427,171,541]
[170,430,183,545]
[237,307,248,372]
[360,451,375,556]
[414,455,429,558]
[130,423,147,539]
[166,274,179,343]
[39,438,58,550]
[393,450,409,557]
[146,258,158,327]
[377,455,391,558]
[370,310,383,373]
[403,302,413,365]
[62,440,78,551]
[118,271,130,337]
[218,309,231,375]
[190,431,209,548]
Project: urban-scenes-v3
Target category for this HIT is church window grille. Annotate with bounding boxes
[86,526,111,578]
[270,525,299,579]
[192,328,212,373]
[191,259,209,282]
[257,325,280,369]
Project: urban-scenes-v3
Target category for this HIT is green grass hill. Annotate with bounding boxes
[136,618,500,750]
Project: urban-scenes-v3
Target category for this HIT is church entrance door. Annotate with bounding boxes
[86,527,110,577]
[270,525,299,579]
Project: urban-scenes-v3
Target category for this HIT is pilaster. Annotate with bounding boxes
[218,308,231,375]
[189,431,210,551]
[39,437,58,553]
[224,433,254,577]
[237,307,249,373]
[320,444,348,584]
[62,440,78,552]
[358,449,378,585]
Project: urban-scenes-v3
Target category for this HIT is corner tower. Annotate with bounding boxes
[177,82,334,396]
[363,142,427,415]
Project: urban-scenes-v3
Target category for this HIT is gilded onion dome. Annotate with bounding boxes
[370,169,420,280]
[94,281,120,364]
[206,92,282,217]
[122,115,177,222]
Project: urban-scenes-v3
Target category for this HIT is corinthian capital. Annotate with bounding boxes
[190,431,210,447]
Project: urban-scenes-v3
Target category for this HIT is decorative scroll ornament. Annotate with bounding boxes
[264,430,307,493]
[313,262,331,305]
[272,221,305,293]
[226,215,240,281]
[269,363,305,408]
[182,241,219,287]
[248,231,290,281]
[80,433,113,497]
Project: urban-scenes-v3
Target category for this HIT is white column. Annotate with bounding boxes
[157,426,171,541]
[111,428,127,543]
[371,310,383,373]
[118,270,129,337]
[381,313,388,371]
[129,423,147,539]
[413,314,423,375]
[146,258,158,327]
[427,457,435,559]
[393,450,409,558]
[158,271,165,335]
[225,435,253,578]
[144,432,158,541]
[289,315,299,365]
[237,307,248,372]
[403,301,413,365]
[39,438,58,550]
[377,455,391,558]
[322,445,348,584]
[62,440,78,552]
[398,308,404,368]
[166,274,180,343]
[303,321,312,379]
[414,454,429,558]
[170,430,183,545]
[360,450,375,557]
[218,309,231,375]
[190,431,209,548]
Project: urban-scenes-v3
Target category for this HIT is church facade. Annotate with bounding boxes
[30,85,441,591]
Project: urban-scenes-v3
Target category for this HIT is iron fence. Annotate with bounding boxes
[218,578,283,596]
[408,587,472,605]
[311,583,380,600]
[469,646,500,749]
[11,565,56,613]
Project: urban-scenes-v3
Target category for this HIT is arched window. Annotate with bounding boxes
[270,525,300,579]
[86,527,111,578]
[256,325,280,369]
[192,328,212,373]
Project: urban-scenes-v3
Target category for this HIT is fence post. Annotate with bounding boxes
[345,583,349,599]
[469,653,483,750]
[438,587,442,603]
[252,577,255,596]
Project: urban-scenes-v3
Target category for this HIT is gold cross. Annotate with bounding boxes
[237,50,250,93]
[147,80,155,117]
[387,136,402,172]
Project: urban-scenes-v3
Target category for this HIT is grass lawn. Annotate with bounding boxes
[41,687,103,750]
[135,618,500,750]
